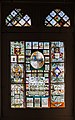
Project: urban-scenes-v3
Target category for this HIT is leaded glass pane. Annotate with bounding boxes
[45,9,70,27]
[5,9,31,27]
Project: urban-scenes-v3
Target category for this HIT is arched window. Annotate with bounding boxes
[5,8,31,26]
[45,9,70,27]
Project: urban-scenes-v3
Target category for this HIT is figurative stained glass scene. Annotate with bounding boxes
[45,9,70,27]
[5,8,31,26]
[10,41,65,108]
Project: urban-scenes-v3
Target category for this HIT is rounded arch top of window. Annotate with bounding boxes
[5,8,31,27]
[44,9,71,27]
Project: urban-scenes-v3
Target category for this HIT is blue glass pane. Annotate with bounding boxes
[50,11,56,17]
[58,11,65,17]
[50,19,57,26]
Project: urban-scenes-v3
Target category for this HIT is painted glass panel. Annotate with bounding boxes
[50,41,65,108]
[51,42,64,62]
[11,84,25,108]
[10,41,65,108]
[11,41,25,108]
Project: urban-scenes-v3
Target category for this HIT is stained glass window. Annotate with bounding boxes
[10,41,65,108]
[45,9,70,27]
[5,9,31,26]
